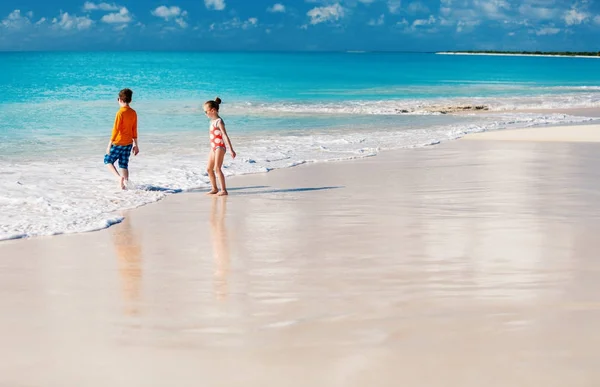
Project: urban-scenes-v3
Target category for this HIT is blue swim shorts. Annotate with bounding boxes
[104,144,133,169]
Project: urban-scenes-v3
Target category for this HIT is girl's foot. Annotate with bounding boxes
[206,189,219,195]
[217,190,228,196]
[120,177,127,190]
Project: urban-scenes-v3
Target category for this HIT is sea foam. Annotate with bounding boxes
[0,111,596,240]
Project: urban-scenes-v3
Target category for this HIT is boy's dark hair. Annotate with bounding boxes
[119,88,133,104]
[205,96,222,111]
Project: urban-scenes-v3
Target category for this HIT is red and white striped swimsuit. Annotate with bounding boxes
[209,118,226,151]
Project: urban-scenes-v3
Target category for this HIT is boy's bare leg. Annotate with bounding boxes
[107,164,121,179]
[106,163,126,189]
[120,168,129,190]
[206,150,218,195]
[106,164,126,190]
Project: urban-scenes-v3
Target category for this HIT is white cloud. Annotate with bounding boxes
[210,17,258,30]
[83,2,120,12]
[439,0,515,31]
[503,19,530,27]
[151,5,189,28]
[101,8,131,23]
[594,15,600,25]
[368,14,384,26]
[388,0,401,14]
[474,0,510,20]
[1,10,31,29]
[438,17,453,26]
[564,8,589,25]
[36,17,46,25]
[26,11,33,18]
[267,3,286,13]
[307,3,345,25]
[205,0,226,11]
[52,12,93,30]
[535,26,560,35]
[518,5,557,20]
[152,6,185,19]
[438,0,504,32]
[359,0,376,3]
[456,20,480,32]
[407,2,429,13]
[412,15,436,27]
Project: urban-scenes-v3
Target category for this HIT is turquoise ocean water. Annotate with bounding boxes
[1,52,599,239]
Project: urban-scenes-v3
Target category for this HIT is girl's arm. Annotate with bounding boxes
[218,120,236,159]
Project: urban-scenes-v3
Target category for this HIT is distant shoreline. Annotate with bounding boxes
[437,51,600,59]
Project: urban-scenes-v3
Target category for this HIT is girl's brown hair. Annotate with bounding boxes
[204,96,222,111]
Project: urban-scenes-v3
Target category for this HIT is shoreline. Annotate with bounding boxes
[2,107,600,243]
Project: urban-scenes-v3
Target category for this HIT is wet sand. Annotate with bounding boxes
[2,135,600,386]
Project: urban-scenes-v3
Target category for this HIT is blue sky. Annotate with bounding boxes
[1,0,599,51]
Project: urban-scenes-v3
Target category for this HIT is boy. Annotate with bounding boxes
[104,88,139,190]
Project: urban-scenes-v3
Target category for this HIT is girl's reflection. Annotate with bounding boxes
[210,196,230,300]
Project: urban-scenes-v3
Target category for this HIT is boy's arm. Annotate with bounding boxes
[218,120,236,158]
[132,113,139,155]
[106,139,113,154]
[107,112,121,153]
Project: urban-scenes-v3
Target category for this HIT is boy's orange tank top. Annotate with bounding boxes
[111,106,138,146]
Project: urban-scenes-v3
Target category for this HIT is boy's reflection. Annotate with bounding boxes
[112,218,142,316]
[210,196,230,300]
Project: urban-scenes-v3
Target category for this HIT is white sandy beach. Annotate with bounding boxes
[465,123,600,142]
[437,52,600,59]
[2,122,600,386]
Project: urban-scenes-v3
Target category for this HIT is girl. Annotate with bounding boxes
[204,97,236,196]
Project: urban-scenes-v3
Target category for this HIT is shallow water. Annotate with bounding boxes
[1,52,600,239]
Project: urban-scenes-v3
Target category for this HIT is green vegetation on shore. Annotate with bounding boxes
[440,50,600,57]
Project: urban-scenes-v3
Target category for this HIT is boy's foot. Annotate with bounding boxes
[217,191,228,196]
[206,189,219,195]
[120,177,127,190]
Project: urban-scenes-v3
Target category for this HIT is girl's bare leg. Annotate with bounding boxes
[206,149,218,194]
[214,148,228,196]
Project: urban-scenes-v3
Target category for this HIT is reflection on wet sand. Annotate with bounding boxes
[112,218,142,316]
[210,196,230,300]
